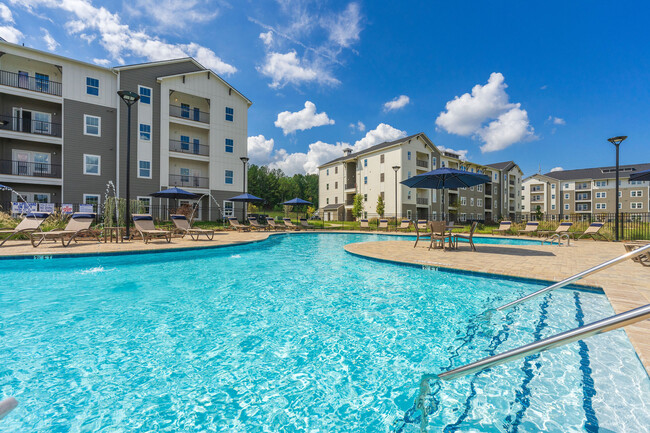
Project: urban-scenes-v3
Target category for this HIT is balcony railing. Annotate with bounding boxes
[169,174,209,189]
[485,185,492,195]
[576,184,591,190]
[0,70,62,96]
[416,160,428,168]
[345,182,356,189]
[416,197,428,205]
[0,159,61,178]
[0,114,62,138]
[169,139,209,156]
[169,105,209,123]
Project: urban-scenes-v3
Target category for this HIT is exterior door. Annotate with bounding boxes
[18,71,28,88]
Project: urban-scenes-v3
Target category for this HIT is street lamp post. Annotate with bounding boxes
[240,156,249,221]
[608,136,627,241]
[117,90,140,239]
[393,165,400,231]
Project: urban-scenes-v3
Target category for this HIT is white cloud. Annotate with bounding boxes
[437,145,468,161]
[383,95,410,112]
[349,120,365,132]
[274,101,334,135]
[11,0,236,75]
[41,27,59,51]
[435,72,535,152]
[321,2,361,48]
[259,31,273,46]
[550,166,564,172]
[258,51,339,88]
[352,123,406,152]
[125,0,218,30]
[540,85,548,90]
[548,116,565,125]
[0,3,14,23]
[92,58,111,66]
[247,135,276,166]
[0,25,22,43]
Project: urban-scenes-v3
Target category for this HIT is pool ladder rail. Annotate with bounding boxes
[438,242,650,381]
[0,397,18,421]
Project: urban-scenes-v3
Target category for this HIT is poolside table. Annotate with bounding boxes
[445,224,459,249]
[103,226,125,243]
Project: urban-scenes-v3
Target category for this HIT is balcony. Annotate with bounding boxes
[509,180,515,186]
[484,184,492,195]
[169,105,209,123]
[509,193,515,199]
[0,159,61,178]
[576,184,591,190]
[0,70,62,96]
[416,197,428,205]
[345,181,356,190]
[169,174,209,189]
[169,139,209,156]
[416,159,428,168]
[0,114,62,138]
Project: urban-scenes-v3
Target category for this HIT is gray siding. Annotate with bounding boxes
[62,99,117,203]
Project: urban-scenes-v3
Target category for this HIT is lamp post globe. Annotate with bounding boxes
[117,90,140,239]
[607,136,627,242]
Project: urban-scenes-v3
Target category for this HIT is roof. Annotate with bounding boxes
[542,163,650,181]
[319,133,427,168]
[157,69,251,106]
[486,161,517,171]
[113,57,203,71]
[322,203,344,210]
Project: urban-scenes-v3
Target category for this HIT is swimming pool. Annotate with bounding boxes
[0,233,648,432]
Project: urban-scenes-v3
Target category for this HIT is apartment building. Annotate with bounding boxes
[521,163,650,219]
[318,132,523,222]
[0,40,251,219]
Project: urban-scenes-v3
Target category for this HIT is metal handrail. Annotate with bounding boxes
[0,397,18,420]
[438,303,650,381]
[494,242,650,312]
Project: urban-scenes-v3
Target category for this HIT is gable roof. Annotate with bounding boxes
[486,161,517,171]
[542,163,650,181]
[157,69,252,106]
[319,133,429,168]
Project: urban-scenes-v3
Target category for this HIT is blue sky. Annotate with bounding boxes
[2,0,649,176]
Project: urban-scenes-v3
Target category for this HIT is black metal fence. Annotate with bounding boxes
[0,114,62,137]
[169,104,210,123]
[0,160,62,178]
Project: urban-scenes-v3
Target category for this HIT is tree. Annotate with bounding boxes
[534,205,543,221]
[376,194,385,217]
[352,194,364,220]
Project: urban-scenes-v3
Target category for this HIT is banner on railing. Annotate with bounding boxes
[61,204,74,214]
[79,204,94,213]
[38,203,55,213]
[11,202,37,214]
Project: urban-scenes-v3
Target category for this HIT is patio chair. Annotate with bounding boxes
[360,219,369,230]
[299,218,314,230]
[538,222,573,239]
[132,214,172,243]
[492,221,512,236]
[0,212,50,246]
[576,222,608,241]
[248,216,269,231]
[413,219,432,248]
[624,241,650,267]
[397,220,411,231]
[266,217,285,231]
[453,221,478,252]
[228,217,251,232]
[517,221,539,236]
[378,219,388,231]
[30,213,100,247]
[171,214,215,240]
[428,221,448,251]
[283,218,300,230]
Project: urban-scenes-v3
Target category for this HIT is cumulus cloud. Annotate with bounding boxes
[258,51,339,88]
[383,95,410,111]
[435,72,536,152]
[321,2,361,48]
[0,25,22,43]
[41,27,59,51]
[349,120,365,132]
[0,3,14,23]
[92,58,111,66]
[259,31,273,46]
[274,101,335,135]
[11,0,236,75]
[550,166,564,172]
[250,123,407,176]
[437,145,468,161]
[125,0,218,30]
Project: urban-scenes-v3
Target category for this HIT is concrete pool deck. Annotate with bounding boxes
[1,230,648,372]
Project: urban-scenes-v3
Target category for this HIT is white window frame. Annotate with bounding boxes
[631,190,643,197]
[470,197,474,206]
[83,154,101,176]
[564,204,569,210]
[138,85,152,104]
[83,194,101,211]
[477,198,482,207]
[223,200,234,217]
[138,160,151,179]
[86,77,99,96]
[631,202,643,209]
[84,114,101,137]
[461,197,467,206]
[139,123,151,141]
[137,196,152,214]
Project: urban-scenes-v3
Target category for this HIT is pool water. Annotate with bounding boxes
[0,233,648,432]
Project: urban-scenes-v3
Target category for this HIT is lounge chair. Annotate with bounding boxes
[0,212,50,246]
[517,221,539,236]
[30,213,100,247]
[171,214,215,240]
[624,241,650,267]
[453,221,478,251]
[283,218,300,230]
[417,220,428,231]
[378,219,388,231]
[428,221,448,251]
[132,214,172,243]
[248,216,269,231]
[397,220,411,231]
[266,217,285,231]
[413,219,432,248]
[538,222,573,239]
[299,218,314,230]
[576,222,608,241]
[360,219,369,230]
[228,217,251,232]
[492,221,512,236]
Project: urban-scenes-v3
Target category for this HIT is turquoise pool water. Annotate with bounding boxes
[0,233,648,432]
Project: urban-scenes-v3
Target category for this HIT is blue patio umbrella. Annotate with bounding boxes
[281,197,313,221]
[150,187,201,200]
[228,193,264,202]
[401,168,491,221]
[629,169,650,182]
[0,183,11,191]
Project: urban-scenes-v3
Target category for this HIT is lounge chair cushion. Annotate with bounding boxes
[171,215,187,220]
[133,215,154,221]
[26,212,50,219]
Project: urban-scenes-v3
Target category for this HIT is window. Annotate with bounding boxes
[432,156,437,167]
[470,198,474,206]
[86,77,99,96]
[595,180,607,187]
[551,184,556,189]
[477,198,482,207]
[180,168,190,183]
[139,124,151,141]
[564,204,570,210]
[596,203,607,210]
[138,86,151,104]
[326,198,329,204]
[225,138,234,153]
[326,184,329,190]
[564,193,569,199]
[470,186,474,191]
[406,210,412,220]
[35,73,49,92]
[335,167,338,174]
[334,182,338,189]
[84,115,100,136]
[551,194,556,199]
[461,197,467,205]
[564,183,569,188]
[631,190,643,197]
[619,191,622,197]
[631,202,643,209]
[83,154,100,175]
[335,197,338,204]
[407,191,411,200]
[380,173,385,182]
[380,192,385,200]
[364,194,367,201]
[595,192,607,198]
[364,159,368,167]
[223,201,234,217]
[83,194,100,212]
[477,185,483,192]
[576,204,589,211]
[493,173,498,181]
[137,196,151,214]
[139,161,151,178]
[364,176,367,184]
[380,155,385,163]
[407,151,411,160]
[551,204,556,210]
[225,107,234,121]
[181,103,190,118]
[460,213,466,222]
[441,161,445,168]
[225,170,234,184]
[407,171,411,179]
[326,169,329,176]
[32,111,51,134]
